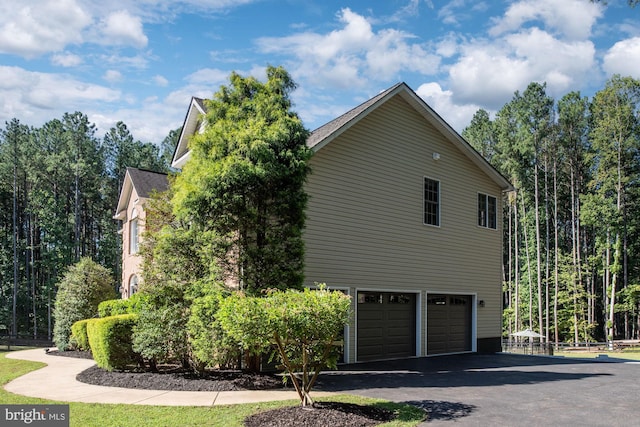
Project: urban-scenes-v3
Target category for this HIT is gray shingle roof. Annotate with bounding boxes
[126,167,169,198]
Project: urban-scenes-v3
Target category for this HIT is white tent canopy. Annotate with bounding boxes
[511,329,544,338]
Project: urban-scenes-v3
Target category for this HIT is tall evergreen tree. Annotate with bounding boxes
[583,75,640,344]
[172,66,313,295]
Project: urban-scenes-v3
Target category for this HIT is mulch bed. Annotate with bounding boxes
[47,350,282,391]
[244,401,394,427]
[47,350,398,426]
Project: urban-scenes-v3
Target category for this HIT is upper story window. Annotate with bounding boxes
[478,193,497,229]
[424,177,440,226]
[129,208,139,254]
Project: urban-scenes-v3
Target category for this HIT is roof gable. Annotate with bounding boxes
[171,97,208,169]
[307,82,513,191]
[114,168,169,220]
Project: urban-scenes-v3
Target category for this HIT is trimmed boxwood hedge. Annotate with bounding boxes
[87,314,140,371]
[98,293,146,318]
[70,319,91,351]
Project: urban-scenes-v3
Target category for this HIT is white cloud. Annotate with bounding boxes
[436,33,459,58]
[448,48,530,108]
[184,68,230,86]
[51,52,83,67]
[489,0,603,40]
[0,66,120,125]
[97,10,148,48]
[103,70,123,83]
[387,0,422,22]
[447,26,596,109]
[603,37,640,79]
[94,69,230,144]
[438,0,466,25]
[504,28,596,89]
[0,0,90,57]
[99,53,149,69]
[256,8,439,89]
[153,75,169,87]
[415,82,482,132]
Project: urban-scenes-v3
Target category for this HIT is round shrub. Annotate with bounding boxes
[53,258,116,351]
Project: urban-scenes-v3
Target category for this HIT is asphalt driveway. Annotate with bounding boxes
[316,354,640,426]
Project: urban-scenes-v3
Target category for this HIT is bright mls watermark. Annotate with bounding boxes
[1,405,69,426]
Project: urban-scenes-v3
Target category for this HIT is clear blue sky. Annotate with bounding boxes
[0,0,637,144]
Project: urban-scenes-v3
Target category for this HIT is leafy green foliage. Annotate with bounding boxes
[0,111,171,340]
[188,291,241,370]
[172,66,313,295]
[462,109,497,162]
[70,319,91,351]
[53,258,116,351]
[87,314,139,371]
[98,293,146,317]
[218,286,351,406]
[132,283,191,370]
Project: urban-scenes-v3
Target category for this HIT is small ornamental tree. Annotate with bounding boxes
[53,258,115,351]
[218,286,351,407]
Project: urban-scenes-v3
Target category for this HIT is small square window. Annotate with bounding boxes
[424,178,440,226]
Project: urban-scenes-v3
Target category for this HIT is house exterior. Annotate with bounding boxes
[167,82,513,362]
[114,167,169,298]
[300,83,512,361]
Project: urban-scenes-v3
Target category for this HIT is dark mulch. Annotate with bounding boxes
[47,350,399,426]
[244,401,395,427]
[47,349,283,392]
[76,365,283,391]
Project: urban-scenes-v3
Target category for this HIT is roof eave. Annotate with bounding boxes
[114,171,133,220]
[171,97,207,169]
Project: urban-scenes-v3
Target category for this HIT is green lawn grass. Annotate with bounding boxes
[555,349,640,361]
[0,350,426,427]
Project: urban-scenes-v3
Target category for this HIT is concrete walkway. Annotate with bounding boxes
[4,348,333,406]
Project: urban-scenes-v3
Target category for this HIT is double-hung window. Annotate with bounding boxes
[129,208,139,254]
[424,178,440,226]
[478,193,497,229]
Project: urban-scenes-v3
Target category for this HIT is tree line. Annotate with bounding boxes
[463,75,640,344]
[0,113,177,340]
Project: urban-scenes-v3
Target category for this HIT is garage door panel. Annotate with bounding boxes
[427,293,472,355]
[357,311,384,321]
[357,291,416,361]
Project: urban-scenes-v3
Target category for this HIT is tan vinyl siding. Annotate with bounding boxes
[303,95,503,360]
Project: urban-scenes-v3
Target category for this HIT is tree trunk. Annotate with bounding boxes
[521,197,534,330]
[553,159,559,345]
[514,191,520,333]
[534,160,543,339]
